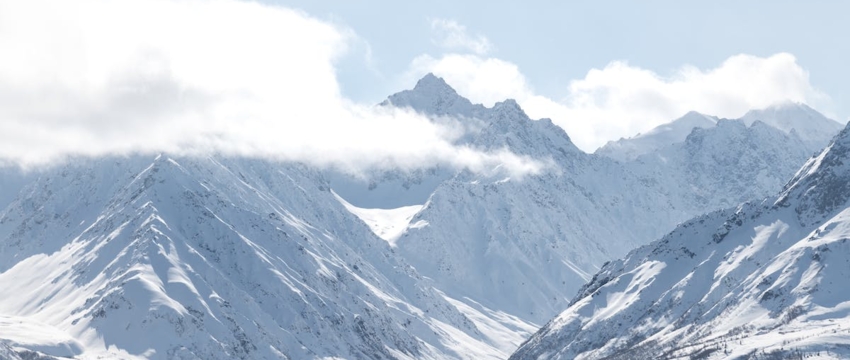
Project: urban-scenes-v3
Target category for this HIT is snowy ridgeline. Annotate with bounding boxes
[0,74,846,359]
[0,156,540,359]
[597,102,843,162]
[513,124,850,359]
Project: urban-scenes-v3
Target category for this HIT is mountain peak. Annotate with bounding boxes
[595,110,717,161]
[381,74,479,117]
[413,73,454,93]
[492,99,524,116]
[740,102,843,153]
[743,101,817,120]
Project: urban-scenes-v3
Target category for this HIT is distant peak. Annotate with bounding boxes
[491,99,529,121]
[382,73,476,116]
[675,111,718,124]
[494,99,521,110]
[768,100,807,109]
[682,110,706,117]
[746,101,816,117]
[412,73,456,94]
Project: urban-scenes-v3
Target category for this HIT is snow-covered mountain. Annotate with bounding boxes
[0,156,531,359]
[373,75,675,324]
[0,74,842,360]
[512,123,850,360]
[0,168,31,213]
[598,103,842,162]
[381,75,830,327]
[626,119,812,213]
[596,111,718,162]
[741,102,845,153]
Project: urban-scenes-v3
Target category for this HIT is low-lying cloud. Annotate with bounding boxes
[409,52,826,152]
[0,0,545,177]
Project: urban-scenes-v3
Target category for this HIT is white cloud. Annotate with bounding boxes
[409,52,826,152]
[429,18,492,55]
[0,0,544,177]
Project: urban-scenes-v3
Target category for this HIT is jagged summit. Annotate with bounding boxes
[381,73,482,117]
[413,73,456,94]
[380,74,580,158]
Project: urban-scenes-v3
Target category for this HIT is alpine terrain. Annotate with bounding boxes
[512,123,850,359]
[0,74,843,359]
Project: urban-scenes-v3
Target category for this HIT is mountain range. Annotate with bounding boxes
[513,121,850,360]
[0,74,845,359]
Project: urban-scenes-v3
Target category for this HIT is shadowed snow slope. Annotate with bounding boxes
[0,74,841,360]
[512,123,850,360]
[382,74,824,326]
[0,156,529,359]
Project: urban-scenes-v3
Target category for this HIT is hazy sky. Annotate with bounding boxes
[0,0,846,170]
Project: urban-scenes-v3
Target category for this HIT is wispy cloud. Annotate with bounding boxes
[429,18,492,55]
[409,53,826,152]
[0,0,544,177]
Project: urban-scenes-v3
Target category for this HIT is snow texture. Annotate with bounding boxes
[0,74,841,359]
[596,111,719,162]
[598,102,842,163]
[513,123,850,360]
[0,156,527,359]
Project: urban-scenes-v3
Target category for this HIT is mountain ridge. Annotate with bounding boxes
[0,74,845,359]
[512,122,850,360]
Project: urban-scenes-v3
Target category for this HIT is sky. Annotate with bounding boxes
[0,0,847,172]
[277,0,850,150]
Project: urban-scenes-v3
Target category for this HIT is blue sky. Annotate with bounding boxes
[277,0,849,149]
[279,1,848,106]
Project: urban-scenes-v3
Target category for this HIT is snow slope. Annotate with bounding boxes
[384,75,825,327]
[0,74,840,360]
[0,168,32,213]
[512,123,850,360]
[627,119,812,213]
[333,190,422,246]
[0,156,528,359]
[599,103,842,163]
[741,102,845,153]
[596,111,718,162]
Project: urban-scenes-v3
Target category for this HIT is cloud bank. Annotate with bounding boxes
[409,52,826,152]
[0,0,544,176]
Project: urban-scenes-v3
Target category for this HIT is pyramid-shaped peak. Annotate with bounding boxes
[413,73,455,94]
[382,73,479,117]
